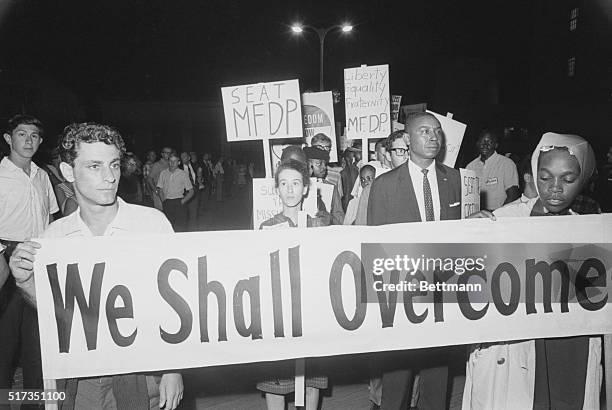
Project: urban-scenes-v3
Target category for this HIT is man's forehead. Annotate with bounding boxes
[74,142,121,161]
[413,116,442,128]
[12,124,41,134]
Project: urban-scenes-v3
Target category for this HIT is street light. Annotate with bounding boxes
[291,22,353,91]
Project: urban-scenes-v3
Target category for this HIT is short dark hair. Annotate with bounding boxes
[281,145,307,164]
[311,133,332,146]
[385,130,407,151]
[6,114,44,137]
[59,122,126,166]
[360,164,376,177]
[477,129,500,145]
[275,159,310,188]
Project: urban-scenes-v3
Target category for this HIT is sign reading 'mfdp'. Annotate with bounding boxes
[33,215,612,380]
[344,64,390,139]
[221,79,303,141]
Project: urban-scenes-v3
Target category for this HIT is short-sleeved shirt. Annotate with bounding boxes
[0,157,59,241]
[157,168,192,200]
[466,152,518,211]
[41,197,173,238]
[148,159,168,185]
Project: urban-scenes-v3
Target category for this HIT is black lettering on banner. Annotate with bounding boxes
[491,262,520,316]
[525,259,570,314]
[329,251,366,331]
[46,262,105,353]
[288,246,303,337]
[158,258,192,344]
[576,258,607,311]
[269,250,284,337]
[198,256,228,342]
[403,270,427,324]
[433,270,454,322]
[457,270,489,320]
[233,276,263,339]
[376,269,400,328]
[105,285,137,347]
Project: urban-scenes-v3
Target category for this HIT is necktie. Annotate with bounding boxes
[422,168,435,221]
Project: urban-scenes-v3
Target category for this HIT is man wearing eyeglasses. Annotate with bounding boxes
[385,130,410,169]
[367,112,462,410]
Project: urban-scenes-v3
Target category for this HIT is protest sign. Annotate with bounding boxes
[302,92,338,163]
[221,80,302,141]
[315,179,334,212]
[33,215,612,380]
[427,110,466,168]
[344,65,390,139]
[460,168,480,218]
[399,103,427,123]
[391,95,402,122]
[252,178,317,229]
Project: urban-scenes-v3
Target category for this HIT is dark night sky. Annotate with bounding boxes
[0,0,533,104]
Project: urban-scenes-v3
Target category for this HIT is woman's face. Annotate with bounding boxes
[537,148,582,214]
[277,168,307,208]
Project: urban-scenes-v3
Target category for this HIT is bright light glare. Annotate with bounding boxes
[341,24,353,32]
[291,25,303,33]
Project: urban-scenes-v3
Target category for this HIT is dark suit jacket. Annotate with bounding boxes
[367,161,462,225]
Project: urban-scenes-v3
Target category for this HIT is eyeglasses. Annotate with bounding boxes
[389,148,408,155]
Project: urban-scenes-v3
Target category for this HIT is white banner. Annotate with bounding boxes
[33,215,612,380]
[344,65,390,139]
[460,168,480,218]
[221,80,303,141]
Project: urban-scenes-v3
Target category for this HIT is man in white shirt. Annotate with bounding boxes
[466,130,519,211]
[9,122,183,410]
[0,114,58,400]
[157,153,194,232]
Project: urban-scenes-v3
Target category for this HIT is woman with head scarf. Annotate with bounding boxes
[463,133,601,410]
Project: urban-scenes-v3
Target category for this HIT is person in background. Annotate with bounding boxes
[41,146,78,217]
[0,114,58,409]
[148,147,171,211]
[117,152,143,204]
[142,149,156,206]
[180,151,199,230]
[214,155,224,201]
[466,129,519,211]
[465,132,601,410]
[156,153,193,231]
[304,146,344,225]
[344,164,376,225]
[596,145,612,212]
[9,122,183,410]
[340,147,360,211]
[257,159,328,410]
[384,130,409,169]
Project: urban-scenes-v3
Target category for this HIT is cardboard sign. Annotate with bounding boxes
[460,168,481,218]
[427,110,466,168]
[344,65,390,139]
[221,80,303,141]
[33,215,612,379]
[252,178,317,229]
[391,95,402,122]
[315,180,334,213]
[302,92,338,163]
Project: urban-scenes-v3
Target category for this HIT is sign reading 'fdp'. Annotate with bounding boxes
[33,215,612,380]
[221,79,303,141]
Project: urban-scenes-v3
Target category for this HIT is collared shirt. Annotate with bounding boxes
[157,168,192,200]
[182,163,196,185]
[466,152,518,211]
[407,159,441,221]
[493,197,579,217]
[41,197,173,238]
[0,157,59,241]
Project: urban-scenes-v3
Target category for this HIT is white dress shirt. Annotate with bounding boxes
[407,159,440,221]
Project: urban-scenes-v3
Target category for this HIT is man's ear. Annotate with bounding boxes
[59,162,75,183]
[3,133,12,147]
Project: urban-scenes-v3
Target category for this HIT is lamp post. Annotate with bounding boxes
[291,23,353,91]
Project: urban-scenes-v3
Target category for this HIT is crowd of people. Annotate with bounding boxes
[0,112,611,410]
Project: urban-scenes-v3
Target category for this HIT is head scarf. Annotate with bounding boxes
[531,132,596,199]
